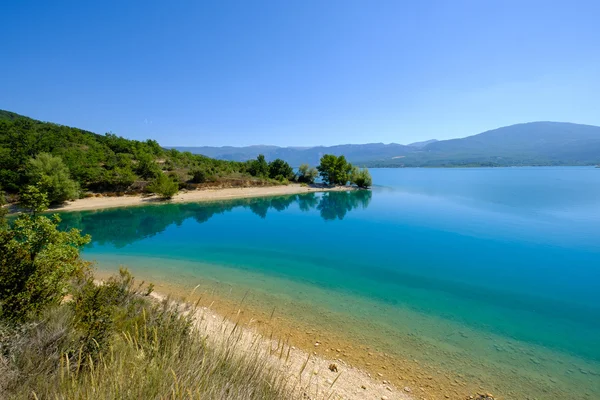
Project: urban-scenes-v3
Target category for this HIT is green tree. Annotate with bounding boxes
[27,153,79,204]
[103,167,136,190]
[147,173,179,199]
[350,166,372,188]
[317,154,352,185]
[268,158,294,181]
[296,164,318,184]
[0,213,90,321]
[248,154,269,177]
[19,185,50,215]
[135,152,161,179]
[190,168,207,183]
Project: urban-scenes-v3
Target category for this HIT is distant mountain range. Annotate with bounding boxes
[173,122,600,167]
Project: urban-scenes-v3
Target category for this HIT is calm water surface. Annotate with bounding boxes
[60,167,600,399]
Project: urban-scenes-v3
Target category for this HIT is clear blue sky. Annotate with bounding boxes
[1,1,598,146]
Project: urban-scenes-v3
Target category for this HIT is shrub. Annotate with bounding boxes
[350,166,372,188]
[268,159,294,181]
[190,168,207,183]
[26,153,79,204]
[296,164,318,184]
[0,214,90,322]
[147,173,179,199]
[248,155,269,177]
[18,185,50,215]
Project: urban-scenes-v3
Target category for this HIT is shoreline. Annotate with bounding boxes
[94,267,494,400]
[146,288,413,400]
[8,184,356,214]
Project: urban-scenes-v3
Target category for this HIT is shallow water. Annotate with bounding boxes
[60,167,600,399]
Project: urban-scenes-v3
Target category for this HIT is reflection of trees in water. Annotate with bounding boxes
[59,190,371,247]
[317,190,372,221]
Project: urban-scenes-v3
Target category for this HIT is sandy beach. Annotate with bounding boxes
[148,289,413,400]
[33,184,355,213]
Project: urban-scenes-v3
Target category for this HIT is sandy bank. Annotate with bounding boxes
[149,290,413,400]
[44,184,355,213]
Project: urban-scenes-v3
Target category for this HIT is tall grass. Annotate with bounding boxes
[0,270,294,400]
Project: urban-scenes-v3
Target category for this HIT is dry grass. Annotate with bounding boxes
[0,273,295,400]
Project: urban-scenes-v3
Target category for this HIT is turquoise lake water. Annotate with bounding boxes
[59,167,600,399]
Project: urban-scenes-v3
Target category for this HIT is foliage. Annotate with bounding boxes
[268,158,294,181]
[26,153,79,204]
[147,173,179,199]
[0,214,90,322]
[296,164,318,184]
[0,186,6,224]
[0,267,293,399]
[248,154,269,177]
[18,185,50,215]
[317,154,352,185]
[350,166,372,188]
[190,168,207,183]
[0,111,274,194]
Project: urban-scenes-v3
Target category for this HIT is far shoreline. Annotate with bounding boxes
[28,184,357,214]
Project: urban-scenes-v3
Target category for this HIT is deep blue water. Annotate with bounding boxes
[60,167,600,398]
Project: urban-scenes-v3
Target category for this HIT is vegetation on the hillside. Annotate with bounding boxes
[0,111,290,202]
[0,202,292,399]
[26,153,79,204]
[0,112,372,211]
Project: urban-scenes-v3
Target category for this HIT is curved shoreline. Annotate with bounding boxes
[94,266,494,400]
[39,184,355,213]
[144,288,414,400]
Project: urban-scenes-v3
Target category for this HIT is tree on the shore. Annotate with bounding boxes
[268,158,294,181]
[147,172,179,199]
[19,185,50,215]
[296,164,318,184]
[248,154,269,177]
[317,154,352,185]
[350,166,372,188]
[26,153,79,204]
[0,213,90,321]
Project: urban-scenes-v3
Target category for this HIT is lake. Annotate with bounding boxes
[60,167,600,399]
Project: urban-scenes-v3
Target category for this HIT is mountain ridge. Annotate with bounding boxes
[173,121,600,167]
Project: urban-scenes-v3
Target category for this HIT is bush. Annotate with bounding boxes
[147,173,179,199]
[350,166,372,188]
[0,214,90,322]
[27,153,79,204]
[268,159,294,181]
[190,168,207,183]
[0,269,292,400]
[296,164,318,184]
[18,185,50,215]
[248,154,269,177]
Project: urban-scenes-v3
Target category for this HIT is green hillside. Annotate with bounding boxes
[0,110,264,195]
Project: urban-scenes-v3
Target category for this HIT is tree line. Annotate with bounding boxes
[0,111,372,204]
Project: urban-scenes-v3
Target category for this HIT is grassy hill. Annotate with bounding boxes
[175,121,600,167]
[0,110,269,195]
